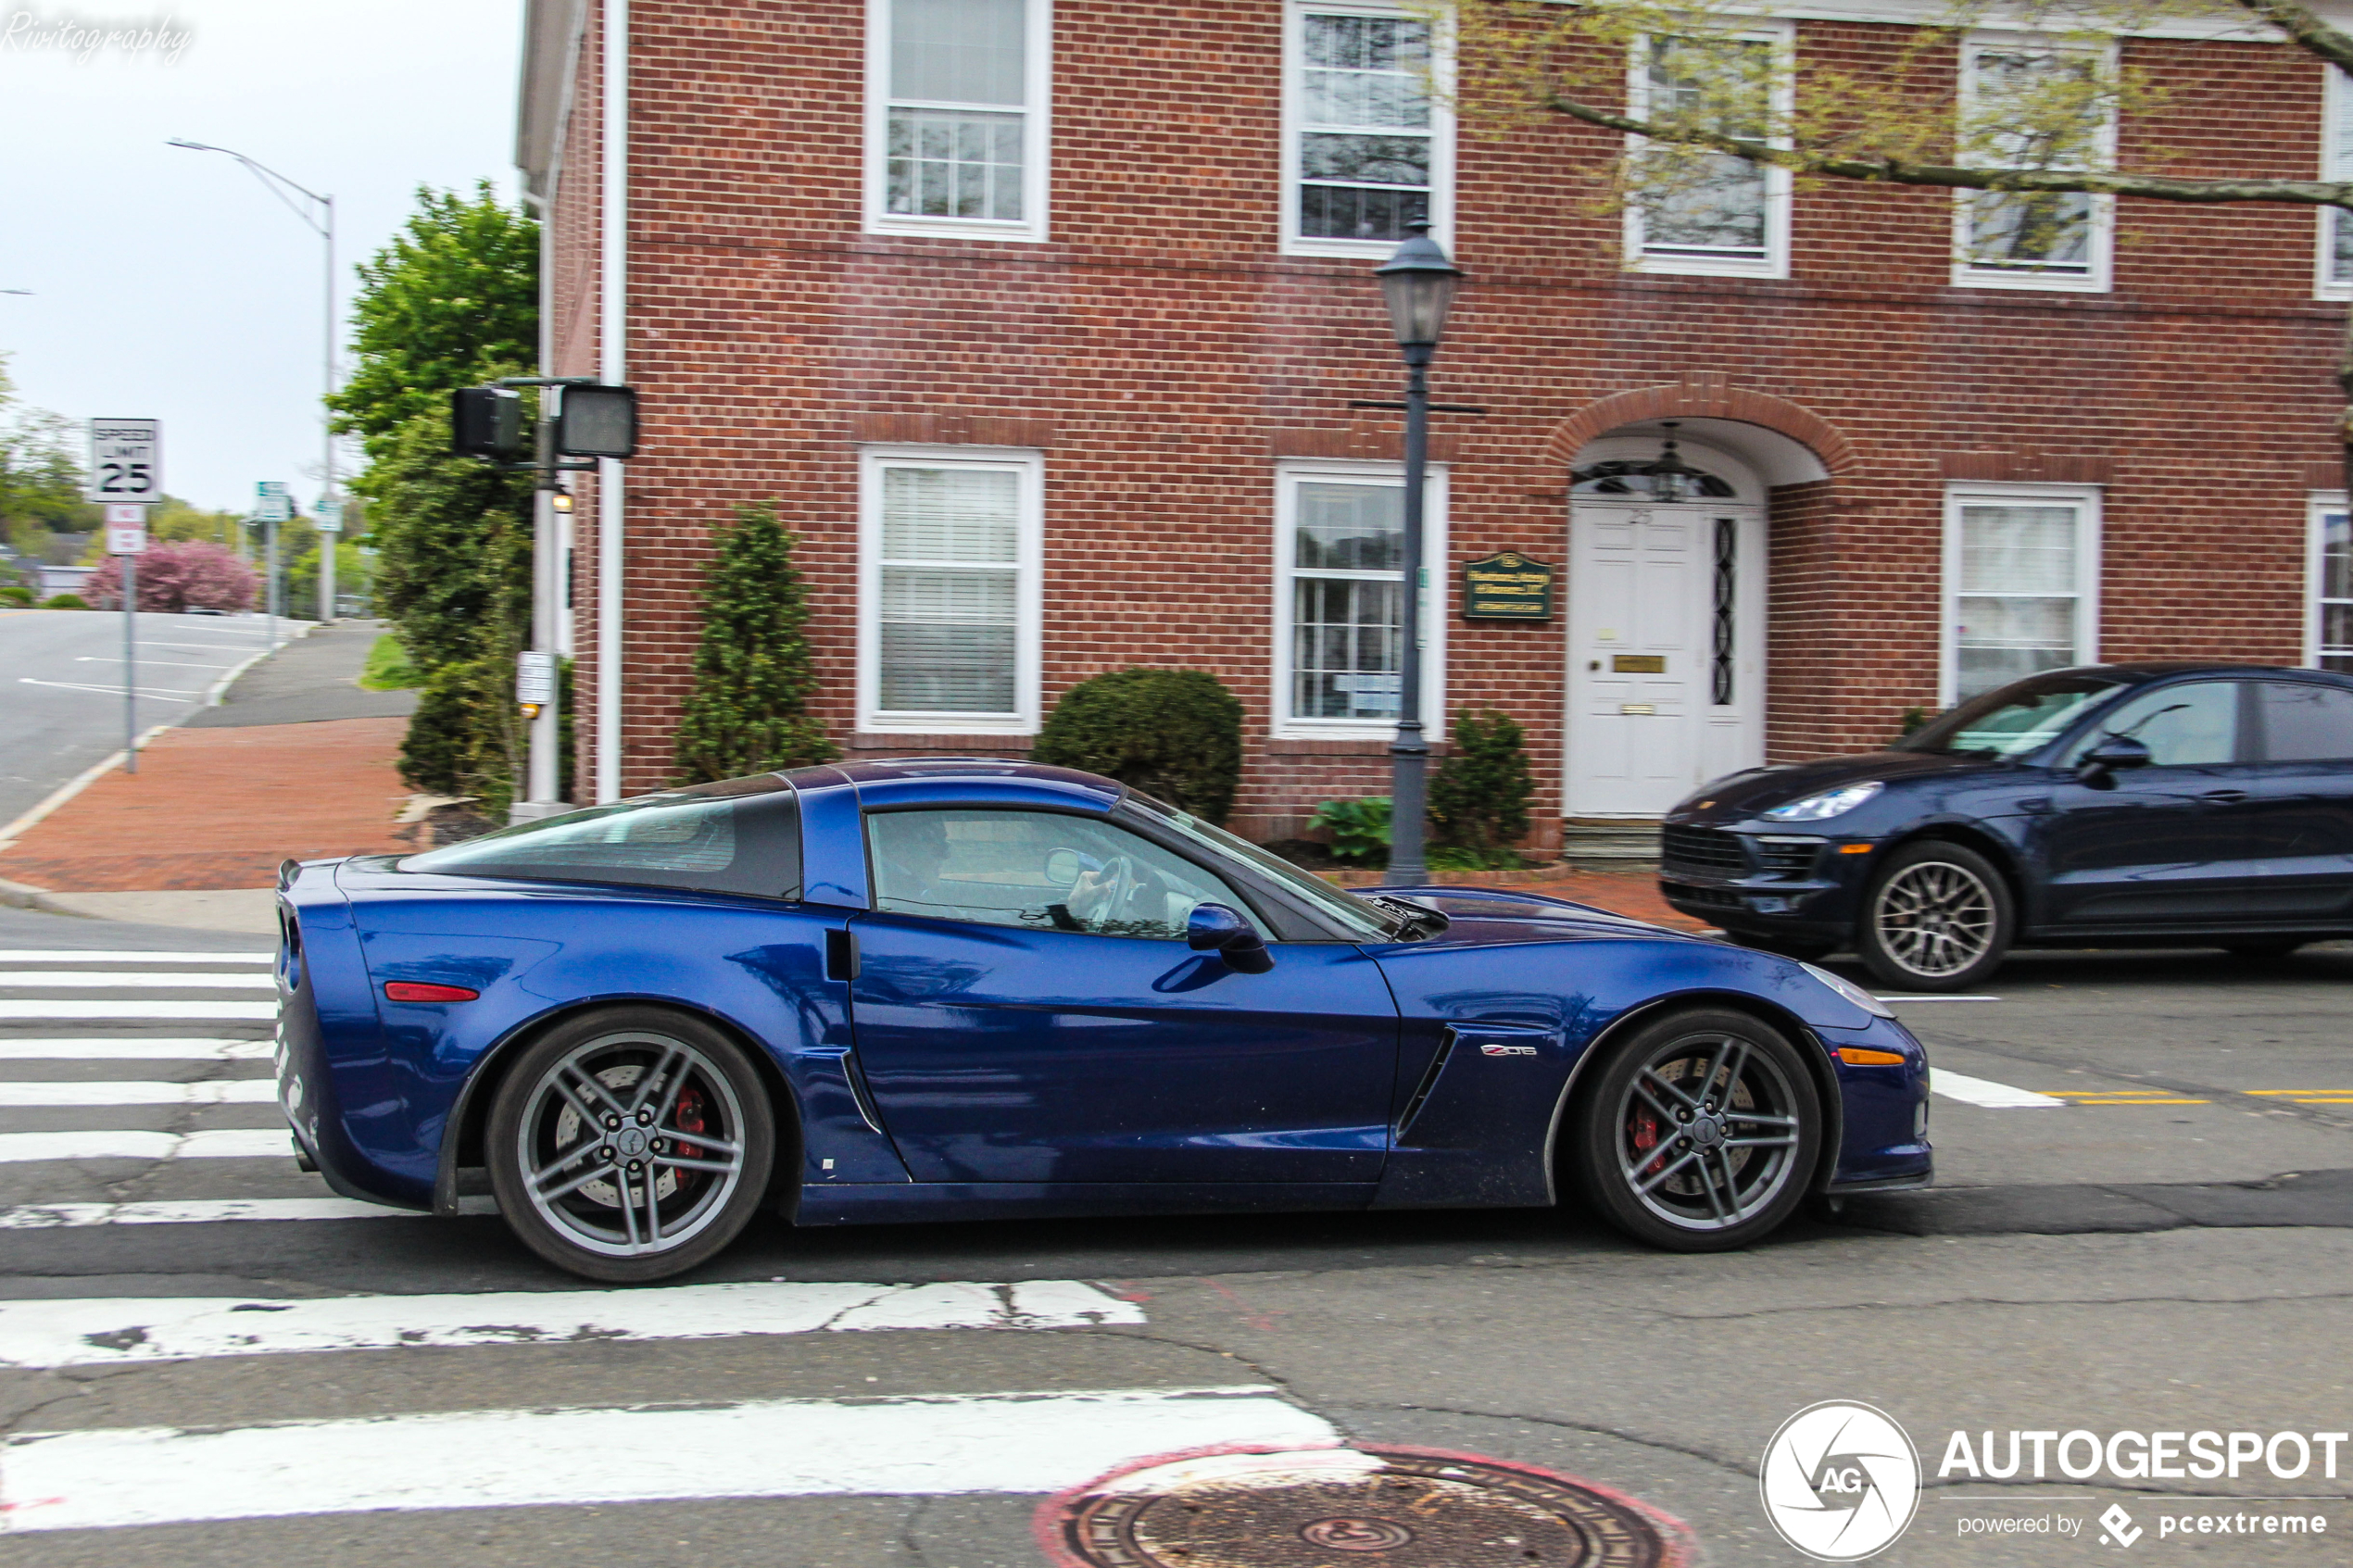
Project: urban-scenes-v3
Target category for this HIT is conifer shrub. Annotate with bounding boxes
[1428,708,1533,851]
[673,504,837,784]
[1032,668,1243,822]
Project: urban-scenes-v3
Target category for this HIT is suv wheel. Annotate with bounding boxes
[1856,841,2013,992]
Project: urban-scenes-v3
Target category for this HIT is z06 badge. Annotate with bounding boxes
[1479,1044,1540,1057]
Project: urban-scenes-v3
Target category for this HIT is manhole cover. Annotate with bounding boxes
[1044,1446,1686,1568]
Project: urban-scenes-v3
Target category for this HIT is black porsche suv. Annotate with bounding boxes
[1659,664,2353,990]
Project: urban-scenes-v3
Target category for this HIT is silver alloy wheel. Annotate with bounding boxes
[1870,859,1997,979]
[1614,1032,1804,1231]
[514,1028,748,1259]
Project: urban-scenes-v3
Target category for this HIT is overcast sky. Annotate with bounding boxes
[0,0,524,514]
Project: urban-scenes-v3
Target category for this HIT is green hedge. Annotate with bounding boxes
[1033,668,1243,822]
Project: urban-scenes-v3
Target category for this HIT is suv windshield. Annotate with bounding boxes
[1123,794,1412,940]
[1895,672,2127,759]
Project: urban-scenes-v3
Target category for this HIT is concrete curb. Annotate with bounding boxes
[0,874,89,920]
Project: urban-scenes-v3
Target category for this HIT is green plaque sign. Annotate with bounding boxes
[1461,550,1554,621]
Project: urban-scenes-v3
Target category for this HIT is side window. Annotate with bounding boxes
[2260,682,2353,762]
[400,785,801,898]
[2064,683,2244,768]
[867,809,1250,939]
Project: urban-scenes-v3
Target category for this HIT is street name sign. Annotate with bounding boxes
[85,419,162,505]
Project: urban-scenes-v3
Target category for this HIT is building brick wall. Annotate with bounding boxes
[540,1,2344,827]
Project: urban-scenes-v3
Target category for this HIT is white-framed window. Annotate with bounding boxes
[2310,492,2353,672]
[1951,36,2114,293]
[863,0,1052,243]
[1942,483,2102,707]
[2317,69,2353,299]
[1282,1,1453,257]
[1272,460,1448,739]
[1624,23,1793,278]
[858,447,1044,734]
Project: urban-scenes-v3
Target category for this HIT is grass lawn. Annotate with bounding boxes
[359,632,422,691]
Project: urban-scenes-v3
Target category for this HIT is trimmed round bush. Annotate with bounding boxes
[1033,667,1243,823]
[40,594,88,610]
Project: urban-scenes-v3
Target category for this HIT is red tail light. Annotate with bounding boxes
[384,982,479,1003]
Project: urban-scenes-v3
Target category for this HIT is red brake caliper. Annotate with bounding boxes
[1630,1110,1662,1175]
[674,1087,706,1163]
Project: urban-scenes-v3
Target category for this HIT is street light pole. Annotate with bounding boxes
[1374,222,1465,888]
[168,138,338,622]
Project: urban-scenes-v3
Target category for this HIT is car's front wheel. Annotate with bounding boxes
[1569,1008,1822,1251]
[487,1007,775,1283]
[1856,841,2014,992]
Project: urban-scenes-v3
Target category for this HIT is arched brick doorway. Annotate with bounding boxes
[1541,373,1853,827]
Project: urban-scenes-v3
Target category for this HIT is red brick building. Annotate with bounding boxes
[516,0,2353,849]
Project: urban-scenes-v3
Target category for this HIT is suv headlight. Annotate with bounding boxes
[1801,962,1894,1020]
[1763,781,1882,822]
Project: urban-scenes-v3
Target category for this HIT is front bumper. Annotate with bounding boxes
[1821,1013,1933,1190]
[1658,825,1875,938]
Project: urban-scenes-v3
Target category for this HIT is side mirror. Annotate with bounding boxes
[2076,734,2152,784]
[1186,902,1273,974]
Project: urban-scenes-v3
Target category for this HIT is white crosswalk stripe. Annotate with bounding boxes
[0,1279,1147,1367]
[1,1387,1332,1532]
[0,941,1327,1544]
[0,1078,277,1106]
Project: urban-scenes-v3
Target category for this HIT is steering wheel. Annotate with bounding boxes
[1102,854,1138,922]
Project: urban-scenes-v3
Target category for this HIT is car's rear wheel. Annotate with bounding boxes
[1856,841,2013,992]
[487,1007,774,1283]
[1570,1008,1822,1252]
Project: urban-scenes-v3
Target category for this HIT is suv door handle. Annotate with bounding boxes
[2199,789,2248,803]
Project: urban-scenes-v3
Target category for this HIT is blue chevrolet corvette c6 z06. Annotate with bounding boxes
[272,759,1931,1281]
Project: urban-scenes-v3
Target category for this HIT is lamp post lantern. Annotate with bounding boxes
[1373,221,1464,888]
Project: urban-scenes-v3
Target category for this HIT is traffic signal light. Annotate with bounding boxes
[557,384,638,458]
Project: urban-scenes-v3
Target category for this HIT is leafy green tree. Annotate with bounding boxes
[1032,669,1245,822]
[1428,709,1534,850]
[330,183,539,460]
[673,505,838,784]
[336,183,540,805]
[0,353,96,539]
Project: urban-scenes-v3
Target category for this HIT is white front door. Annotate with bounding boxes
[1566,503,1766,817]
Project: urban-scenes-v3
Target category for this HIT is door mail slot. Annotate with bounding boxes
[1611,655,1667,673]
[1619,703,1656,715]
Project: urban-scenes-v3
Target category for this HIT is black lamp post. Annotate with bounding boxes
[1374,221,1464,887]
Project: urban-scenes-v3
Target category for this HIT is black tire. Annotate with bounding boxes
[1569,1007,1823,1252]
[2222,938,2306,960]
[487,1006,777,1283]
[1732,931,1838,962]
[1856,841,2014,992]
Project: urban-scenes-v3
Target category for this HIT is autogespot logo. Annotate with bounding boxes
[1761,1401,1923,1562]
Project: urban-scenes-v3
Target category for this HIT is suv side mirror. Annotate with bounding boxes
[1187,902,1273,973]
[2076,734,2153,784]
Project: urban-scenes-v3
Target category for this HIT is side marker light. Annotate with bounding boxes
[1837,1047,1907,1066]
[384,982,480,1003]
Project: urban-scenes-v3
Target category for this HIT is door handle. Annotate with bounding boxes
[2198,789,2248,804]
[825,928,861,981]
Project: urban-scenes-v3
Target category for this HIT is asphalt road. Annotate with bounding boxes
[0,609,290,829]
[0,905,2345,1566]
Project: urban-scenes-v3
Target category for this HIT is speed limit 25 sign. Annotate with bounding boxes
[85,419,163,505]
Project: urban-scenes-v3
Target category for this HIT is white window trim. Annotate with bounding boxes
[1272,458,1449,741]
[1623,21,1793,279]
[1950,32,2115,294]
[1280,0,1455,259]
[2317,67,2351,300]
[862,0,1054,243]
[2309,490,2348,667]
[857,445,1045,734]
[1939,481,2103,709]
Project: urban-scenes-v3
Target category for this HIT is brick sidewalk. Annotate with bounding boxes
[0,718,412,892]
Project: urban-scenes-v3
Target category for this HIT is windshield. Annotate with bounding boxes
[1123,794,1408,940]
[1895,672,2127,759]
